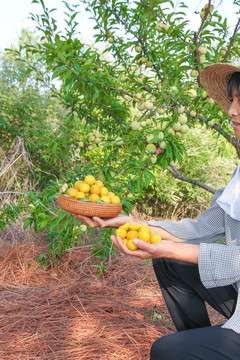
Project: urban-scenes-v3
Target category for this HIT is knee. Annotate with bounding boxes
[150,336,172,360]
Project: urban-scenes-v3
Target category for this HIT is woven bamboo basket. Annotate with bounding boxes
[57,194,122,218]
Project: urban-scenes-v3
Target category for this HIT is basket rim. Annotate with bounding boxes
[57,193,122,208]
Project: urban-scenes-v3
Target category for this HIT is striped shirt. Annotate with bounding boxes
[147,169,240,333]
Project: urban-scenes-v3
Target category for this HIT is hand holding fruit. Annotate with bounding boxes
[110,222,166,260]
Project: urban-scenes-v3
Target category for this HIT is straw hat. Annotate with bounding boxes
[200,63,240,113]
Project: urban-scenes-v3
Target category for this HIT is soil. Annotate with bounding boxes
[0,235,225,360]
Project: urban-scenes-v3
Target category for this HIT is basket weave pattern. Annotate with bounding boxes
[57,194,122,218]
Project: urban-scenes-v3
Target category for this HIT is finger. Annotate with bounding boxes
[92,217,106,227]
[71,214,97,227]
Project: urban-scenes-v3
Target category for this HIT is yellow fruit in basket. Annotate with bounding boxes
[89,194,100,202]
[100,195,111,203]
[139,226,151,234]
[95,180,104,187]
[127,239,138,251]
[150,234,162,243]
[75,192,86,199]
[67,187,75,196]
[127,230,139,240]
[79,183,91,193]
[68,188,79,197]
[74,180,84,190]
[115,228,127,239]
[85,175,96,185]
[90,184,101,195]
[139,231,151,242]
[100,187,109,196]
[130,223,141,231]
[111,196,121,204]
[120,222,131,231]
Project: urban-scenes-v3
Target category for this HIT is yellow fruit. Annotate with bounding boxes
[150,234,162,244]
[122,238,128,244]
[90,184,101,195]
[68,188,79,198]
[139,226,151,234]
[85,175,96,185]
[127,239,138,251]
[79,183,91,193]
[129,223,141,231]
[89,194,100,202]
[95,180,104,187]
[100,187,109,196]
[67,187,75,196]
[75,192,86,199]
[120,222,131,231]
[111,196,121,204]
[139,231,151,242]
[100,195,111,203]
[115,228,127,239]
[127,230,139,240]
[108,192,115,198]
[74,180,84,190]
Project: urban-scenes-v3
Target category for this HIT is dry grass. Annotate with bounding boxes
[0,225,225,360]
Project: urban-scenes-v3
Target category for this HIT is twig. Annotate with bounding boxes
[167,163,216,194]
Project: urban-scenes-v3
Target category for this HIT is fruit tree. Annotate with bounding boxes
[15,0,240,197]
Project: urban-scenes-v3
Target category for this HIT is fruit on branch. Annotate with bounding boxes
[178,105,185,114]
[146,60,153,68]
[131,121,141,130]
[159,140,166,149]
[186,89,197,98]
[199,54,206,63]
[198,45,208,54]
[190,110,197,117]
[206,97,214,104]
[179,114,188,124]
[108,37,114,43]
[181,124,189,134]
[144,100,154,110]
[190,69,199,78]
[146,144,156,153]
[135,44,142,53]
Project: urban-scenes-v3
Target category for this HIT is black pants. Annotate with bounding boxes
[150,258,240,360]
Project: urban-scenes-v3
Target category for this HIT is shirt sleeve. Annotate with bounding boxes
[147,188,225,244]
[198,243,240,288]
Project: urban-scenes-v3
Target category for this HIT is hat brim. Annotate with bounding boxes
[200,63,240,114]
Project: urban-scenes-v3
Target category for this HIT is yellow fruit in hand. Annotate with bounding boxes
[122,238,128,244]
[139,231,151,242]
[74,180,84,190]
[95,180,104,187]
[127,239,138,251]
[90,184,101,195]
[127,230,139,240]
[67,188,79,198]
[150,234,162,243]
[85,175,96,185]
[129,223,141,231]
[75,192,86,199]
[100,195,111,203]
[115,228,127,239]
[100,187,109,196]
[111,196,121,204]
[89,194,100,202]
[139,226,151,234]
[79,183,91,193]
[120,222,131,231]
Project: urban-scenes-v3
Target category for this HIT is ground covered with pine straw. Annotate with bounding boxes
[0,229,224,360]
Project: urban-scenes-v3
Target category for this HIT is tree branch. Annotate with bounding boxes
[167,163,216,194]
